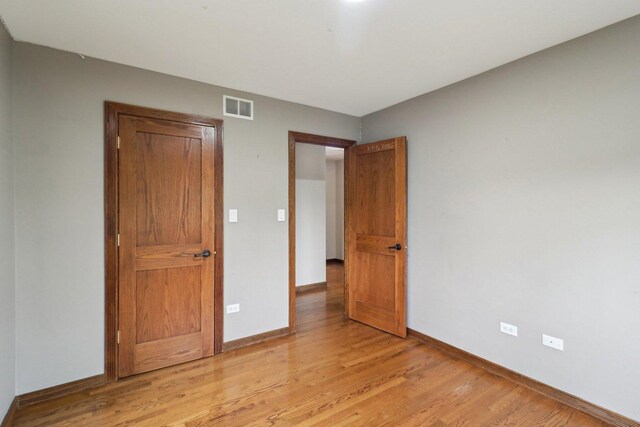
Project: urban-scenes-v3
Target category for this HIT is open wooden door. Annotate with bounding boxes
[346,137,407,337]
[118,114,217,377]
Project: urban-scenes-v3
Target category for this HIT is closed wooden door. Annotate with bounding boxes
[118,114,216,377]
[347,137,407,337]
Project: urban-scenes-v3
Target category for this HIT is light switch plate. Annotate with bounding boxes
[277,209,286,222]
[226,304,240,314]
[229,209,238,223]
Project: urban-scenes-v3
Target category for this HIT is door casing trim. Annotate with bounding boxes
[105,101,224,382]
[288,131,356,332]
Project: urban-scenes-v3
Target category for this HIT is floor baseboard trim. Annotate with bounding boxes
[295,281,327,294]
[1,397,18,427]
[407,328,639,427]
[223,327,291,352]
[17,374,107,408]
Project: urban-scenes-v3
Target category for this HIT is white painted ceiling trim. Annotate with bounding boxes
[1,1,639,116]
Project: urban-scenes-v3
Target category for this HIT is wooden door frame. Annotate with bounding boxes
[105,101,224,382]
[288,131,356,332]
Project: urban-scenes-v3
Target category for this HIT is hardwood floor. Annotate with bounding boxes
[13,262,606,426]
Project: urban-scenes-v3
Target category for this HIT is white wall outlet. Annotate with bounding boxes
[229,209,238,223]
[542,334,564,351]
[226,303,240,314]
[277,209,286,222]
[500,322,518,337]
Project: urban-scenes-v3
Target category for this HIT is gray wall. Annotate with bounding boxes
[0,21,15,420]
[361,16,640,420]
[295,144,327,286]
[12,42,360,394]
[326,158,344,261]
[335,159,345,260]
[326,160,337,260]
[6,13,640,421]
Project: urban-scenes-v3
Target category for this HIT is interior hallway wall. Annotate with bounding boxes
[335,159,345,260]
[326,158,345,261]
[295,144,326,286]
[325,160,337,260]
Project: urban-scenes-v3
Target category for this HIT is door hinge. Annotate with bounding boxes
[117,330,120,344]
[117,136,120,149]
[117,233,120,247]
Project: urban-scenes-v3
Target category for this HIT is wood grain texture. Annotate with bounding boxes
[295,281,327,294]
[134,333,202,375]
[105,102,222,127]
[16,375,106,408]
[348,137,407,338]
[0,397,17,427]
[104,102,119,382]
[11,264,619,426]
[135,244,204,271]
[288,131,355,148]
[288,131,356,334]
[408,328,639,427]
[118,115,214,377]
[344,145,354,317]
[222,327,291,352]
[355,149,396,236]
[134,132,202,246]
[201,125,217,357]
[288,132,296,334]
[212,123,224,355]
[135,267,201,343]
[117,115,138,377]
[104,102,224,381]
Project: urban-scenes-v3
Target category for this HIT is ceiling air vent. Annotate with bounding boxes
[223,95,254,120]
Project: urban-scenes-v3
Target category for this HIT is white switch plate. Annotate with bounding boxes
[542,334,564,351]
[500,322,518,337]
[229,209,238,223]
[277,209,286,222]
[226,304,240,314]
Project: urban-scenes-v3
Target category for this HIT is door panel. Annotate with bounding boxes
[355,150,396,237]
[118,115,216,377]
[347,137,407,337]
[135,133,203,246]
[135,266,201,343]
[134,332,202,374]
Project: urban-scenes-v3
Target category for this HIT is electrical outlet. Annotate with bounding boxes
[500,322,518,337]
[542,334,564,351]
[226,304,240,314]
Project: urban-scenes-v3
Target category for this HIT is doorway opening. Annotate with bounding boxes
[288,132,355,332]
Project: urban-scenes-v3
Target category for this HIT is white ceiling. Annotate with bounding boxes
[1,1,639,116]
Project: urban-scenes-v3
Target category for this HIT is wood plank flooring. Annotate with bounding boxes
[13,262,606,426]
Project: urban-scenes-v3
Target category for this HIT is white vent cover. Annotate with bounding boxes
[223,95,253,120]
